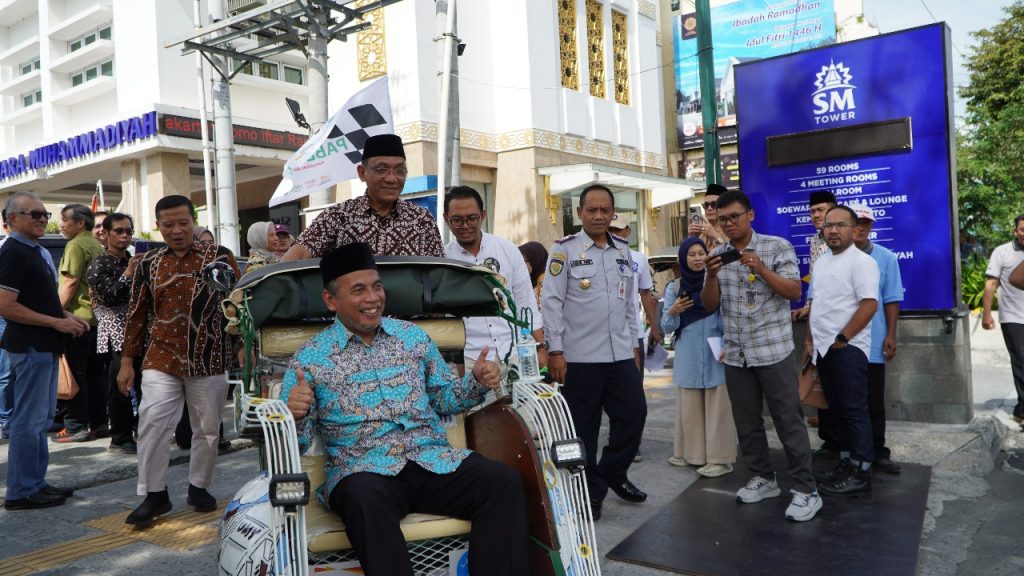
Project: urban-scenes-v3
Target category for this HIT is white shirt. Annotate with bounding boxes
[986,241,1024,324]
[630,249,653,338]
[809,245,879,361]
[445,232,542,362]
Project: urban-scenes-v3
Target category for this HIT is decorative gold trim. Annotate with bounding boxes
[612,10,629,105]
[638,0,657,20]
[394,121,666,170]
[558,0,579,90]
[655,30,663,47]
[356,0,386,81]
[585,0,605,98]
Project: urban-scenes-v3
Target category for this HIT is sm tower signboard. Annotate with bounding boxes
[734,23,958,313]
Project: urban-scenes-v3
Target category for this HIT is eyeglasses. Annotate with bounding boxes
[702,201,717,209]
[716,211,747,226]
[823,222,852,230]
[367,165,409,178]
[110,227,134,236]
[448,215,482,228]
[14,210,51,221]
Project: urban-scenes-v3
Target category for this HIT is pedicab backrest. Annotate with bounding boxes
[230,256,512,330]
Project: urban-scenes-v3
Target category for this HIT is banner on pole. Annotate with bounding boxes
[269,77,393,208]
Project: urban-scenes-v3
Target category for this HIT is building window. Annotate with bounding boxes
[585,0,605,98]
[259,62,279,80]
[283,65,304,85]
[22,90,42,108]
[356,0,386,81]
[20,58,40,76]
[558,0,579,90]
[69,26,112,53]
[612,11,629,105]
[71,60,113,87]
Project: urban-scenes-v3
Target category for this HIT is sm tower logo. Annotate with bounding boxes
[812,60,856,125]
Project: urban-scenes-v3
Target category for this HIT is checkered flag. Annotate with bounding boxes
[270,77,393,208]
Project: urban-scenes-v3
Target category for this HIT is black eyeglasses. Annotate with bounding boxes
[448,215,482,228]
[716,211,747,226]
[15,210,51,221]
[110,227,134,236]
[702,201,717,209]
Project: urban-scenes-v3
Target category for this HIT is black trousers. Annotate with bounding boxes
[63,327,107,433]
[817,346,874,464]
[819,363,888,458]
[328,454,528,576]
[561,360,646,502]
[1001,323,1024,415]
[107,350,142,445]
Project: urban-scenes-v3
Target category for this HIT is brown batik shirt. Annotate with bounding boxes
[122,242,240,377]
[295,195,444,258]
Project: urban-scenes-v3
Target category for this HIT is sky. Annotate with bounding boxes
[861,0,1016,119]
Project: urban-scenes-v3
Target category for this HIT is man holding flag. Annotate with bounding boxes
[281,133,443,260]
[273,77,443,260]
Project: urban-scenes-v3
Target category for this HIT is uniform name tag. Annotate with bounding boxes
[615,258,630,266]
[570,259,594,266]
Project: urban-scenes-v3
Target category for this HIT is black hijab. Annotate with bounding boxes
[519,241,548,288]
[676,237,714,333]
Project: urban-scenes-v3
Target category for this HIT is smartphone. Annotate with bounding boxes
[134,240,150,254]
[688,206,705,226]
[717,249,742,266]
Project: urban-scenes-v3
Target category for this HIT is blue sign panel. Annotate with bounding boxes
[735,24,956,312]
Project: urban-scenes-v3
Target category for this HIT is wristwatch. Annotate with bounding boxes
[834,333,848,345]
[537,340,550,350]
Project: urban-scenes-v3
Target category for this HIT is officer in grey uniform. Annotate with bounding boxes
[542,184,647,521]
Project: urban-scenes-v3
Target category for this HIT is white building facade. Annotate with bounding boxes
[1,0,686,252]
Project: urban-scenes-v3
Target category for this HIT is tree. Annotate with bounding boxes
[957,1,1024,252]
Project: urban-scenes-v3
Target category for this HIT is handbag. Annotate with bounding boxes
[798,358,828,409]
[58,354,79,401]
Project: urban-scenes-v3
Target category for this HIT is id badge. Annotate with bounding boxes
[618,279,627,300]
[745,288,756,309]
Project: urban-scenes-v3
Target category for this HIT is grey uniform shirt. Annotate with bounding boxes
[542,230,639,363]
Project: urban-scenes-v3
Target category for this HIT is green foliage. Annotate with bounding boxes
[45,221,59,234]
[957,1,1024,252]
[960,255,994,311]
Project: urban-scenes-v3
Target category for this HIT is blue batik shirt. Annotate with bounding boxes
[280,317,488,505]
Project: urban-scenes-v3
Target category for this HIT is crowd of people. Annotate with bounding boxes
[7,130,1023,573]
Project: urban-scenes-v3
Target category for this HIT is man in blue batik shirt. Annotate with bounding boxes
[281,242,528,576]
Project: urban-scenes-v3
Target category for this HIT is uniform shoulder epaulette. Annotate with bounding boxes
[554,234,575,244]
[610,233,629,244]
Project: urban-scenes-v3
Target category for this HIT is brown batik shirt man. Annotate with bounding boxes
[122,243,240,377]
[295,195,444,258]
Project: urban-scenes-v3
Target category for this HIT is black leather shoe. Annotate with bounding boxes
[610,479,647,503]
[819,470,871,497]
[4,491,66,510]
[589,500,602,521]
[815,458,854,483]
[873,457,902,475]
[813,446,840,461]
[126,491,172,527]
[40,483,74,497]
[187,484,217,512]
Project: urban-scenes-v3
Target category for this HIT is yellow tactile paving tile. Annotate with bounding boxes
[0,502,225,575]
[0,534,128,574]
[85,504,223,551]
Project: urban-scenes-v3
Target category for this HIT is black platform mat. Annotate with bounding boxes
[607,451,931,576]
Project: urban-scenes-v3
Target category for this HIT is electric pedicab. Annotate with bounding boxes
[215,256,602,576]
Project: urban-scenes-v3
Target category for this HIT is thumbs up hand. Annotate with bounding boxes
[287,369,315,420]
[471,346,501,390]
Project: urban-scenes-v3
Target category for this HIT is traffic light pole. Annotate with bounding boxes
[696,0,721,185]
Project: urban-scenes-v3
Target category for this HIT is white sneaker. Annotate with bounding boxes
[785,490,822,522]
[667,456,689,467]
[697,463,734,478]
[736,475,781,503]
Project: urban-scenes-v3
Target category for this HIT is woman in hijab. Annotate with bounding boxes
[245,221,291,273]
[518,241,548,307]
[660,237,736,478]
[193,226,215,243]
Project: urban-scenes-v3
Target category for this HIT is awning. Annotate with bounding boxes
[538,163,703,208]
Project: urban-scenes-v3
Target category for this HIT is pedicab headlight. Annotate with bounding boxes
[550,439,586,470]
[269,473,310,509]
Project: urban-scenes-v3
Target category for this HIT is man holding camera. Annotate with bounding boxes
[702,190,820,523]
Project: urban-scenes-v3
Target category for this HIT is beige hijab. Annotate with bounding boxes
[247,221,273,251]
